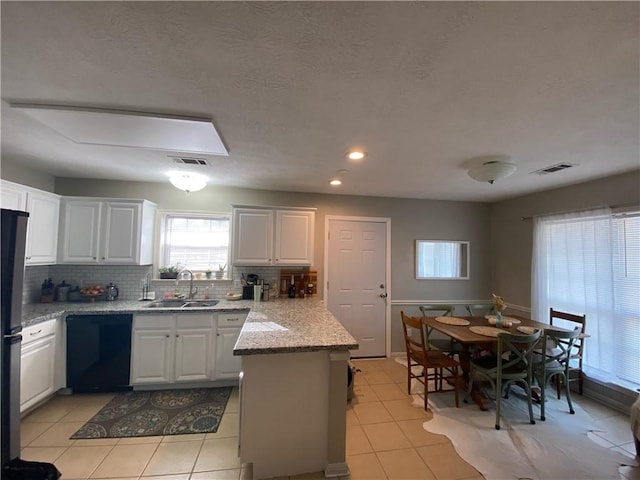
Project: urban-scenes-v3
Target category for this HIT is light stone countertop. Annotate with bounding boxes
[21,297,358,356]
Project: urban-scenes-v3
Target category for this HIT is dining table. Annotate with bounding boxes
[421,314,552,410]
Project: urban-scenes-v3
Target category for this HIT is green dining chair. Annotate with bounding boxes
[467,329,542,430]
[418,304,460,354]
[465,303,496,317]
[534,326,581,421]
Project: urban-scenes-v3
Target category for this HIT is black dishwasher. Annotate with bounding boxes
[66,314,133,393]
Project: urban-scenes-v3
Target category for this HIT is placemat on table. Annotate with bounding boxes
[485,315,521,324]
[469,326,506,337]
[517,326,539,334]
[435,316,470,326]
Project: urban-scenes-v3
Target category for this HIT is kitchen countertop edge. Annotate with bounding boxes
[21,298,359,356]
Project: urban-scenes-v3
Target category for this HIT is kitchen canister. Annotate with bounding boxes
[253,284,262,302]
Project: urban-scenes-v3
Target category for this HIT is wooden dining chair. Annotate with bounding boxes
[534,326,581,421]
[465,303,496,317]
[401,311,460,410]
[418,304,460,354]
[549,308,586,396]
[467,329,542,430]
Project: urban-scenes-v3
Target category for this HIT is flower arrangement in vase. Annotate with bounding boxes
[491,293,507,326]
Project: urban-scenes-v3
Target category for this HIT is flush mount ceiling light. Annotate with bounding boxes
[11,104,228,155]
[468,159,517,184]
[329,179,343,186]
[169,172,207,192]
[346,150,367,161]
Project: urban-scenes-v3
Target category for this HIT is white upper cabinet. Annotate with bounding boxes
[1,180,27,210]
[59,197,156,265]
[274,210,315,266]
[232,206,315,266]
[232,208,273,265]
[1,180,60,265]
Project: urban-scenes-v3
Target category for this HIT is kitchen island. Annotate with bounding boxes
[22,297,357,479]
[234,298,357,480]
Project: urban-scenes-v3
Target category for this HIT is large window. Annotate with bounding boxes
[532,207,640,390]
[160,213,230,272]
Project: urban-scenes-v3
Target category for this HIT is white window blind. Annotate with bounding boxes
[162,214,230,271]
[532,207,640,390]
[612,213,640,388]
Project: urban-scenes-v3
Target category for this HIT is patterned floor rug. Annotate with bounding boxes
[70,387,233,439]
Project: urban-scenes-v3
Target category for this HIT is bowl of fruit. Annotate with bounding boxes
[80,285,106,302]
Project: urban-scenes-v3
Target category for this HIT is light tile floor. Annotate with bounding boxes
[19,358,638,480]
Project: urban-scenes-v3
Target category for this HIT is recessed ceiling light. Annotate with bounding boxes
[329,179,342,186]
[346,150,366,161]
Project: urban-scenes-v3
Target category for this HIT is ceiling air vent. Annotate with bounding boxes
[171,156,209,166]
[532,163,576,175]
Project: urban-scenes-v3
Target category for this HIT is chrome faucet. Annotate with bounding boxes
[176,269,198,299]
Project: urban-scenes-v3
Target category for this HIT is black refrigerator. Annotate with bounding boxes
[1,209,59,479]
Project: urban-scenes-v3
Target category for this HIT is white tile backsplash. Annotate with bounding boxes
[23,264,308,304]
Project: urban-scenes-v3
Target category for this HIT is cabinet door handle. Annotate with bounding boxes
[165,334,170,338]
[176,334,179,337]
[93,257,97,260]
[217,333,220,336]
[30,329,42,336]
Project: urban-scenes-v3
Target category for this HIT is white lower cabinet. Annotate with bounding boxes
[131,313,215,385]
[20,319,58,413]
[131,311,247,386]
[215,313,248,380]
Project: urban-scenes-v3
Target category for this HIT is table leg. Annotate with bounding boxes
[458,349,492,411]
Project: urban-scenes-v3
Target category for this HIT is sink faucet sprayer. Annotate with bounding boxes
[176,269,198,299]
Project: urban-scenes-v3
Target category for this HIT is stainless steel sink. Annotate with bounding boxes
[144,299,219,309]
[182,301,219,308]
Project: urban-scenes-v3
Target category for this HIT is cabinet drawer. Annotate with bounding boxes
[134,314,173,329]
[218,313,248,327]
[23,319,57,344]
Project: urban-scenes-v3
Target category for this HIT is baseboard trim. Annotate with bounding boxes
[583,377,638,415]
[325,461,350,478]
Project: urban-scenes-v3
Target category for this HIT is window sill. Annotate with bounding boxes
[151,278,233,285]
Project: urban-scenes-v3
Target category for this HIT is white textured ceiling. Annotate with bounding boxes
[1,1,638,202]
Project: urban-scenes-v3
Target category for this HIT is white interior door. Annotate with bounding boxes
[327,218,388,357]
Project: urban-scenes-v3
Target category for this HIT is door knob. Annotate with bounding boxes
[379,293,388,298]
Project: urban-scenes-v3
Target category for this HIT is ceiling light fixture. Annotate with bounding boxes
[468,159,517,184]
[346,150,366,161]
[329,179,343,186]
[169,172,207,192]
[11,104,228,155]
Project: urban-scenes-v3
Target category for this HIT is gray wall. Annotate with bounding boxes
[54,177,492,353]
[7,163,637,354]
[490,169,640,316]
[0,158,56,192]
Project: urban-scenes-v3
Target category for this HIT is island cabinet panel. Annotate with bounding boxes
[232,206,315,266]
[58,197,156,265]
[131,313,215,385]
[240,351,346,480]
